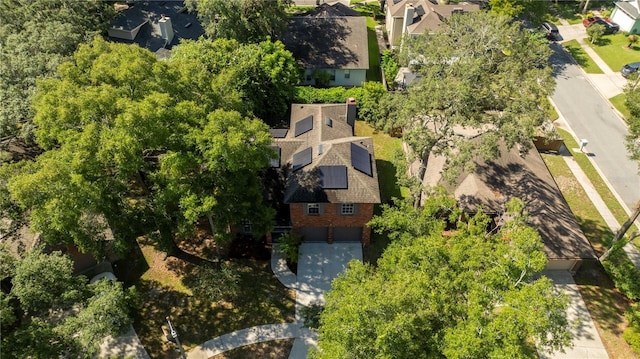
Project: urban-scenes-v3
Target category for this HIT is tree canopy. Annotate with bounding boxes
[625,79,640,168]
[5,37,294,257]
[377,12,553,194]
[185,0,292,43]
[1,247,135,358]
[312,197,570,358]
[0,0,115,157]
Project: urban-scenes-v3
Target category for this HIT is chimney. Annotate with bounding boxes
[346,97,357,130]
[402,4,415,35]
[159,16,174,45]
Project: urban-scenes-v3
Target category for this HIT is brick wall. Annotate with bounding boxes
[290,203,374,244]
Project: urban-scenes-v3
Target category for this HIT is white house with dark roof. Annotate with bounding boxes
[281,4,369,87]
[386,0,479,48]
[268,99,381,243]
[611,0,640,34]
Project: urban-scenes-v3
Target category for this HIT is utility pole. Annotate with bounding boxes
[166,316,187,359]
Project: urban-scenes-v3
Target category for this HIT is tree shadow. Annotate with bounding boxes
[564,43,594,69]
[575,216,614,256]
[376,159,402,203]
[573,260,631,336]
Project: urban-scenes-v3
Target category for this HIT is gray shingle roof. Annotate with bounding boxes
[281,16,369,70]
[389,0,480,34]
[615,0,640,19]
[423,137,597,261]
[274,103,381,204]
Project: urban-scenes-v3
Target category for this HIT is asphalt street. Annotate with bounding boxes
[549,43,640,211]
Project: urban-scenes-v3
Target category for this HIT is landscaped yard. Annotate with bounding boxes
[588,33,640,72]
[609,93,631,120]
[541,152,637,358]
[563,39,604,73]
[548,1,585,25]
[119,236,295,358]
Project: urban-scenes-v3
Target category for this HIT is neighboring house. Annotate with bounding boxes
[611,0,640,34]
[268,99,381,244]
[281,3,369,87]
[107,1,203,58]
[422,136,597,272]
[394,66,421,89]
[385,0,479,48]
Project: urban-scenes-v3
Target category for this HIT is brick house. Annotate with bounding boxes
[268,99,381,244]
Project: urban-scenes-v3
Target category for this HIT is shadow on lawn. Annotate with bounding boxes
[576,215,614,256]
[574,260,631,336]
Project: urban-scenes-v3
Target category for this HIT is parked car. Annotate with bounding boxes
[582,16,620,34]
[621,62,640,78]
[541,22,560,41]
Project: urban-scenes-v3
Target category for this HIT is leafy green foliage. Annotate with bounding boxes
[185,0,291,43]
[602,249,640,300]
[489,0,548,24]
[625,80,640,168]
[1,246,134,358]
[587,23,606,44]
[393,11,554,187]
[0,0,116,152]
[277,231,302,264]
[314,198,570,358]
[300,304,323,329]
[294,86,364,104]
[380,50,399,89]
[624,304,640,354]
[11,248,86,315]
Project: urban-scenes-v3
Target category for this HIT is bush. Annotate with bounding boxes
[381,50,399,89]
[278,232,302,264]
[602,249,640,301]
[586,23,605,44]
[624,304,640,354]
[294,86,364,104]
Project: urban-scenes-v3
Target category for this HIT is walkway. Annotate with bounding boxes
[188,242,362,359]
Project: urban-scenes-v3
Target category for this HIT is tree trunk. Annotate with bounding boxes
[599,202,640,262]
[582,0,590,14]
[207,214,222,260]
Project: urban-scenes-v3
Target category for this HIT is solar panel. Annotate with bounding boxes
[292,147,312,171]
[351,142,372,176]
[319,166,348,189]
[294,115,313,137]
[270,129,288,138]
[269,146,281,168]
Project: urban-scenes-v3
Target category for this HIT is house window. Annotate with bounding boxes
[329,70,336,81]
[307,203,320,215]
[306,74,312,81]
[341,203,355,215]
[344,70,350,79]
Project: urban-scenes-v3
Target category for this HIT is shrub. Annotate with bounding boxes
[586,23,605,44]
[278,232,302,264]
[381,50,399,89]
[294,86,364,104]
[624,304,640,354]
[602,249,640,301]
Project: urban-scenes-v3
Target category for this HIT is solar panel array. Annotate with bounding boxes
[294,115,313,137]
[270,129,288,138]
[269,146,281,168]
[350,142,372,176]
[319,165,348,189]
[292,147,312,171]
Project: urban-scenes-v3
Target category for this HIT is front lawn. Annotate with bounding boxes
[589,33,640,72]
[122,237,295,358]
[563,39,604,73]
[609,93,631,120]
[541,153,637,357]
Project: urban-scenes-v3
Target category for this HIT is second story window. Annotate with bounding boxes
[307,203,320,215]
[341,203,354,215]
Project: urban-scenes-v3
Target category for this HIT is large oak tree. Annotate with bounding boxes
[312,197,571,358]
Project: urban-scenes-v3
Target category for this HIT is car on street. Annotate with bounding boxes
[541,22,560,41]
[621,62,640,78]
[582,16,620,34]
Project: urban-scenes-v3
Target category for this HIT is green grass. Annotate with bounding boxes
[556,128,639,236]
[562,39,604,73]
[589,33,640,72]
[610,93,631,120]
[366,17,381,82]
